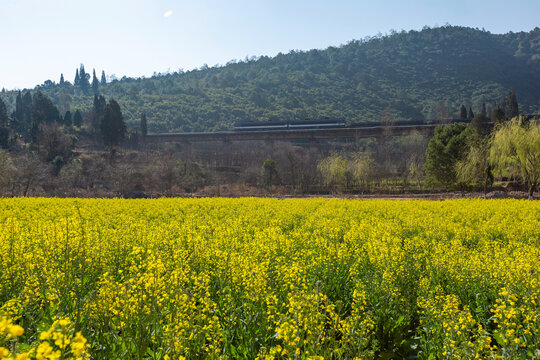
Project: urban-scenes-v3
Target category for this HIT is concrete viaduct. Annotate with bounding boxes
[145,120,472,149]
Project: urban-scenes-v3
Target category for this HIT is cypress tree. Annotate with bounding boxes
[481,102,487,117]
[506,89,519,119]
[101,70,107,85]
[93,95,106,117]
[500,96,507,118]
[92,69,100,95]
[17,92,33,135]
[74,69,80,85]
[468,107,474,120]
[63,111,72,126]
[0,97,8,149]
[73,110,83,127]
[60,73,65,85]
[31,91,60,125]
[30,91,60,142]
[79,64,90,94]
[471,113,490,137]
[100,99,126,149]
[460,105,467,119]
[0,97,8,128]
[490,104,505,124]
[14,91,23,126]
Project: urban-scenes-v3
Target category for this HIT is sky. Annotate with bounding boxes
[0,0,539,90]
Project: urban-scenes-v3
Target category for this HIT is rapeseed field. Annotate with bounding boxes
[0,198,538,359]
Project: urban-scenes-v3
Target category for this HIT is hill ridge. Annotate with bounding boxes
[1,25,540,132]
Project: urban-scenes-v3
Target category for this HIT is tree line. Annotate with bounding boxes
[2,26,539,132]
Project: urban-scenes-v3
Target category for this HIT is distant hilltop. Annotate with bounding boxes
[1,25,539,132]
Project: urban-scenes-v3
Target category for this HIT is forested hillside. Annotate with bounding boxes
[2,25,540,132]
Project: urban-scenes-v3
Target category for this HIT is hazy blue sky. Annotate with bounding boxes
[1,0,539,89]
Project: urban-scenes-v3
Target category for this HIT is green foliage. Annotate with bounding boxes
[425,123,472,186]
[78,64,90,95]
[489,118,540,197]
[0,127,9,149]
[100,99,126,148]
[74,68,80,86]
[471,113,490,137]
[468,107,474,120]
[506,88,519,119]
[31,91,60,125]
[63,110,72,127]
[459,105,467,119]
[455,133,493,193]
[0,96,8,128]
[3,26,539,132]
[73,109,82,127]
[262,157,279,187]
[318,153,351,190]
[92,69,100,95]
[490,105,505,124]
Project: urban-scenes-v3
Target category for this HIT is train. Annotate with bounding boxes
[234,119,346,131]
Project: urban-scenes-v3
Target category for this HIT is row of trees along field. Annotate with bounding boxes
[0,87,538,198]
[0,90,126,162]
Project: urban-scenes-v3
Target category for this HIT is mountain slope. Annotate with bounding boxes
[2,25,540,132]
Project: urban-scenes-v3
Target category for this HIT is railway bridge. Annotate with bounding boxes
[145,120,472,150]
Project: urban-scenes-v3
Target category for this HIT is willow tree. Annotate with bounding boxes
[489,118,540,199]
[456,135,492,195]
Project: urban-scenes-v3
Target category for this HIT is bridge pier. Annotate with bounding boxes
[183,141,192,158]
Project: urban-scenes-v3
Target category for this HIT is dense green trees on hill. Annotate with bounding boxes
[1,26,540,133]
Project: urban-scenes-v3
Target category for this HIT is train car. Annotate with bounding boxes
[288,119,345,130]
[234,121,288,131]
[234,119,345,131]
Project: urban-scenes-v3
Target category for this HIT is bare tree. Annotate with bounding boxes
[0,150,16,195]
[15,153,50,196]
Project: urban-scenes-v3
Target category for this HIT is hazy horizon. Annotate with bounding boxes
[1,0,539,90]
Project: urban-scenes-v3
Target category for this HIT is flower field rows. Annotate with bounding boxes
[0,198,539,359]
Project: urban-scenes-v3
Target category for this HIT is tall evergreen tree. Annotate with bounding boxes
[63,111,72,126]
[506,89,519,118]
[460,105,467,119]
[140,112,147,138]
[0,97,10,149]
[15,92,23,121]
[101,70,107,85]
[100,99,126,149]
[500,96,507,118]
[481,102,487,117]
[468,107,474,119]
[74,69,80,86]
[59,73,65,86]
[73,110,83,127]
[92,69,100,95]
[0,96,9,128]
[471,113,490,137]
[490,102,505,124]
[93,95,106,117]
[425,123,472,186]
[79,64,90,94]
[31,91,60,125]
[30,91,60,141]
[14,92,34,135]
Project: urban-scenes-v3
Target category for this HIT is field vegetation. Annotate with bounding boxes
[0,198,539,359]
